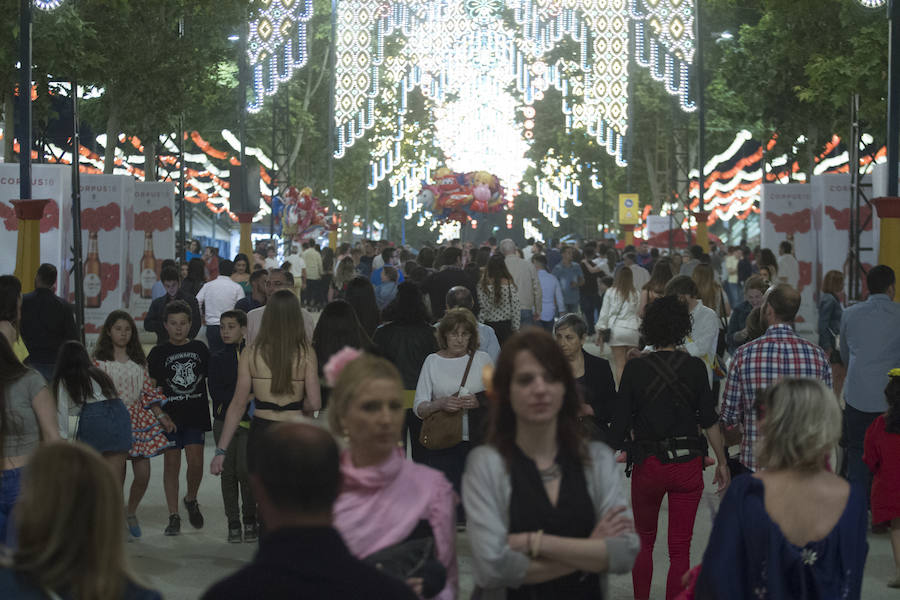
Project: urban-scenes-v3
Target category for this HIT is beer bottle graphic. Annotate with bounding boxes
[140,230,157,298]
[84,231,102,308]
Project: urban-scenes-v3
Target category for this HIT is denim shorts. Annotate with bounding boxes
[164,426,206,449]
[77,399,133,454]
[0,467,23,545]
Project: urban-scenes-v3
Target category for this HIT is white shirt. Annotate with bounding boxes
[196,276,245,326]
[537,269,565,322]
[477,323,500,363]
[287,255,306,280]
[372,255,385,271]
[629,264,650,293]
[302,248,324,280]
[414,351,493,441]
[246,304,317,346]
[777,254,800,289]
[264,257,281,270]
[684,300,720,385]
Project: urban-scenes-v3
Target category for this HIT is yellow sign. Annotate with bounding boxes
[619,193,640,225]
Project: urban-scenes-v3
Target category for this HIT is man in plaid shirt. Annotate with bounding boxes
[721,284,832,472]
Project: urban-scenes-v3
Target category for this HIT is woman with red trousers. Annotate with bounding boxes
[610,296,730,599]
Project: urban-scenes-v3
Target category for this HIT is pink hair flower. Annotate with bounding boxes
[323,346,363,387]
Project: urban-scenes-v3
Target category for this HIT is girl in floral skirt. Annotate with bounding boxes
[94,310,173,539]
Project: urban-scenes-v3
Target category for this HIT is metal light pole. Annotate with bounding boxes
[887,0,899,196]
[19,0,33,200]
[327,0,337,232]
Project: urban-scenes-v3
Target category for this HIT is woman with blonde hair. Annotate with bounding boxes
[818,270,846,399]
[327,350,457,599]
[595,266,640,381]
[211,289,321,476]
[692,263,730,320]
[695,378,868,598]
[0,441,161,599]
[329,256,357,302]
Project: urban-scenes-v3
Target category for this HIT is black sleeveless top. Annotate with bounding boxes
[507,446,601,600]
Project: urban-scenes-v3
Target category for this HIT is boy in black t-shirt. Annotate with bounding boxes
[148,300,210,536]
[209,309,256,543]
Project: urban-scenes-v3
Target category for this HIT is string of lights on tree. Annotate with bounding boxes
[247,0,314,113]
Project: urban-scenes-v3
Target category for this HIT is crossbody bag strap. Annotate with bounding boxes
[643,352,693,413]
[458,351,476,392]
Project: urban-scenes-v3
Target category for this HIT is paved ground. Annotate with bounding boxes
[127,438,899,599]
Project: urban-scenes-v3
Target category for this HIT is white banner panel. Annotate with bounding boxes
[0,165,71,289]
[760,184,816,332]
[129,182,176,322]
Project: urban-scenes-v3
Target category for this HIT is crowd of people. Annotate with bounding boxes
[0,232,898,599]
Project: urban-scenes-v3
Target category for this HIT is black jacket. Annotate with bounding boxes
[421,267,479,321]
[373,321,439,390]
[20,288,78,364]
[577,350,617,442]
[144,291,201,344]
[201,527,418,600]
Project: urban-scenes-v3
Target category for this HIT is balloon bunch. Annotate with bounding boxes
[416,168,506,223]
[281,186,335,240]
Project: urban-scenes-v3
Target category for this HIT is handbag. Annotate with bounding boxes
[419,351,475,450]
[364,522,447,599]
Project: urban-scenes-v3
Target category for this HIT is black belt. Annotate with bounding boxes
[637,436,707,462]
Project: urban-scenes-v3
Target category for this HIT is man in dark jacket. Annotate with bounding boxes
[20,263,78,380]
[420,247,478,321]
[145,266,201,344]
[202,423,417,600]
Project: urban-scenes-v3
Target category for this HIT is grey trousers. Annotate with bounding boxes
[212,419,256,525]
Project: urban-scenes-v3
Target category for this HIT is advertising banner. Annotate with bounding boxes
[0,164,71,289]
[760,184,816,332]
[810,174,879,297]
[62,175,133,336]
[129,182,175,322]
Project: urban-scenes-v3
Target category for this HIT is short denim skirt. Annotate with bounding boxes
[77,399,133,454]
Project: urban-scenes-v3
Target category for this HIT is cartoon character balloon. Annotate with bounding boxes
[421,168,506,223]
[281,186,335,240]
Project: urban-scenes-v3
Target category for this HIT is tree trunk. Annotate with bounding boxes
[103,105,119,174]
[143,134,157,181]
[643,146,660,209]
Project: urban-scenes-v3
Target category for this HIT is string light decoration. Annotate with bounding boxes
[247,0,314,113]
[34,0,64,9]
[335,0,697,174]
[857,0,887,7]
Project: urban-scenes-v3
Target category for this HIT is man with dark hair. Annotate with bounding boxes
[422,246,478,321]
[839,265,900,498]
[196,259,244,353]
[679,244,704,277]
[721,284,832,474]
[235,269,268,314]
[663,275,719,384]
[302,240,324,309]
[202,423,417,600]
[151,259,178,300]
[148,299,210,536]
[776,239,799,288]
[20,263,78,380]
[445,286,499,361]
[145,266,202,344]
[246,269,316,345]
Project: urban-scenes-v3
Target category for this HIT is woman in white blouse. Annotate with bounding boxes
[595,266,640,382]
[478,255,520,345]
[415,308,493,524]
